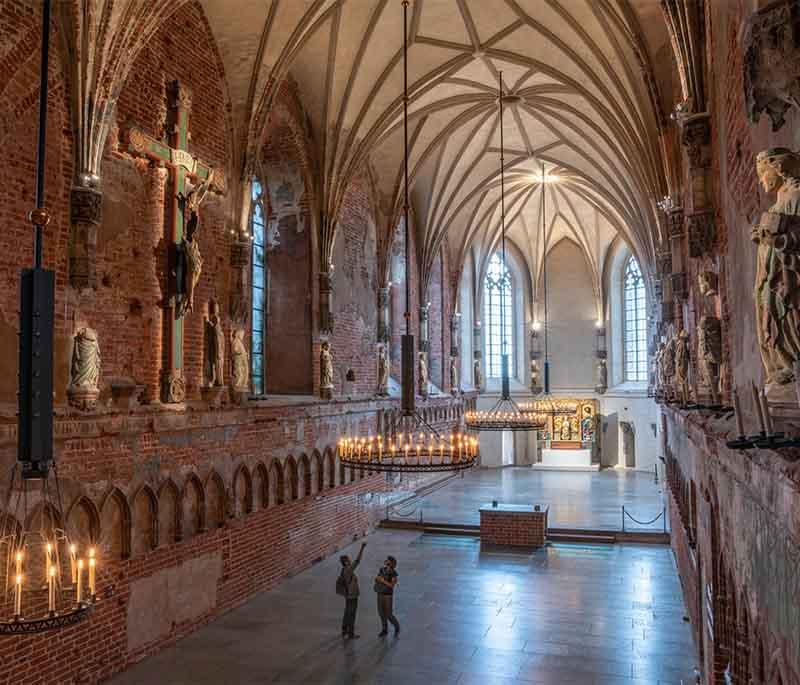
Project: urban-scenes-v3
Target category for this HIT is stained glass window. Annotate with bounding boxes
[623,256,647,382]
[484,253,514,378]
[251,179,266,395]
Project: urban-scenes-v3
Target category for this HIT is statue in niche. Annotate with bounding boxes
[752,148,800,400]
[530,358,540,389]
[320,341,334,398]
[376,344,389,396]
[204,299,225,387]
[698,317,722,405]
[620,421,635,468]
[675,329,691,404]
[450,356,459,395]
[595,358,608,394]
[569,415,579,439]
[418,351,429,397]
[698,270,718,298]
[581,406,595,443]
[661,335,677,401]
[474,359,484,391]
[653,343,665,396]
[230,329,249,391]
[68,326,101,411]
[177,177,211,318]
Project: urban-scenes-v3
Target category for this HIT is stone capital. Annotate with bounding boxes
[680,113,711,169]
[69,185,103,290]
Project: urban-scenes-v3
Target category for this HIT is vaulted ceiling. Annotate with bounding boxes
[202,1,673,286]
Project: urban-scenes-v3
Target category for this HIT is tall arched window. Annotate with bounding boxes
[484,253,514,378]
[623,256,647,382]
[250,179,266,395]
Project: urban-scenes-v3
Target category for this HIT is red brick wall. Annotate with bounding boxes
[479,508,547,548]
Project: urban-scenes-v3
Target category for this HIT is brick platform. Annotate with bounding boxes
[479,503,548,549]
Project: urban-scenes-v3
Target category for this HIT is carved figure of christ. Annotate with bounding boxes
[124,80,225,403]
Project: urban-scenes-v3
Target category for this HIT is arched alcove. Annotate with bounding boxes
[158,480,181,545]
[132,486,158,555]
[182,475,205,538]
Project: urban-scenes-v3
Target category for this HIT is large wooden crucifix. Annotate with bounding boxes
[124,80,226,403]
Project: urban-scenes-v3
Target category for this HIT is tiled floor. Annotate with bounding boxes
[390,467,667,531]
[110,529,699,685]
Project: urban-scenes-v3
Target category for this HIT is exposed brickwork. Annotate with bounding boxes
[479,506,548,548]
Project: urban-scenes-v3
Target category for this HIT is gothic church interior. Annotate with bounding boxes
[0,1,799,683]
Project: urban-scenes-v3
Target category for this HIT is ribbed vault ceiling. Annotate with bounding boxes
[199,0,670,286]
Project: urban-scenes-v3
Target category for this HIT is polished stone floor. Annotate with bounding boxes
[111,529,699,685]
[390,467,667,531]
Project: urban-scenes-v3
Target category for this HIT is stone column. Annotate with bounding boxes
[319,269,334,335]
[594,326,607,394]
[530,327,542,395]
[473,322,483,391]
[229,236,251,327]
[419,303,430,352]
[450,312,460,357]
[69,181,102,290]
[378,285,391,343]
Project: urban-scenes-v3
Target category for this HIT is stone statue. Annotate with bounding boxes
[450,356,459,395]
[698,316,722,405]
[177,177,211,318]
[320,341,334,398]
[474,359,483,391]
[418,351,429,397]
[377,344,389,396]
[654,343,665,396]
[230,329,249,391]
[661,335,677,401]
[675,329,691,404]
[68,327,101,410]
[752,148,800,400]
[595,358,608,394]
[698,271,718,299]
[204,299,225,387]
[530,359,540,389]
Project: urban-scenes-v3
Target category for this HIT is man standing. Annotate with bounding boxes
[337,542,366,639]
[374,555,400,637]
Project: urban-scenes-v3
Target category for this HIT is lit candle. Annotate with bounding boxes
[88,557,96,597]
[760,387,774,436]
[15,550,23,577]
[76,559,84,604]
[751,381,766,434]
[48,565,56,613]
[733,387,745,436]
[14,574,22,617]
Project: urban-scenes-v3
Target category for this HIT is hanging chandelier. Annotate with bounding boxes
[1,0,98,635]
[338,0,478,473]
[464,74,544,433]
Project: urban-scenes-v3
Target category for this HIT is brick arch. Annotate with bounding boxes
[66,495,101,549]
[297,454,311,498]
[182,474,205,538]
[205,471,227,528]
[100,488,132,560]
[324,447,336,489]
[312,450,323,494]
[268,459,285,506]
[158,479,181,544]
[254,462,269,509]
[285,456,299,501]
[132,485,158,555]
[233,464,253,517]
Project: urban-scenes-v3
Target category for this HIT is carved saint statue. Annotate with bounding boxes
[418,351,429,397]
[320,341,334,393]
[474,359,484,391]
[752,148,800,398]
[675,329,691,404]
[698,316,722,405]
[595,358,608,394]
[377,344,389,396]
[450,356,459,395]
[204,299,225,387]
[661,335,677,400]
[530,358,540,389]
[230,329,249,391]
[177,177,211,318]
[70,327,101,390]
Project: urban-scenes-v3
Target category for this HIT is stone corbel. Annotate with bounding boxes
[744,0,800,132]
[680,113,711,170]
[69,184,103,290]
[667,208,685,240]
[687,211,716,258]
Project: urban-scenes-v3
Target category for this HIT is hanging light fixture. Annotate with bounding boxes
[464,74,546,433]
[540,162,552,395]
[1,0,98,635]
[338,0,479,473]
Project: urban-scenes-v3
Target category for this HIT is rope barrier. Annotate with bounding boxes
[623,508,665,526]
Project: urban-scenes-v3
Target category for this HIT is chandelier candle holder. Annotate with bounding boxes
[339,0,479,474]
[1,0,99,635]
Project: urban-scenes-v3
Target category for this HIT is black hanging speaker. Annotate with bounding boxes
[401,334,415,414]
[18,267,55,477]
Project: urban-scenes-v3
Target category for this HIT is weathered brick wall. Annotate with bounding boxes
[479,508,547,548]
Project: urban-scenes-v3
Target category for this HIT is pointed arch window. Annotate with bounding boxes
[484,253,514,378]
[250,179,266,395]
[623,256,647,382]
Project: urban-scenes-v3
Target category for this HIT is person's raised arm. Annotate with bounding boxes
[352,542,367,570]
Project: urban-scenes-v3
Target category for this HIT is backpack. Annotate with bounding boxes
[336,571,348,596]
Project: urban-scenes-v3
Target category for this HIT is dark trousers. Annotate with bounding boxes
[342,597,358,636]
[377,593,400,633]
